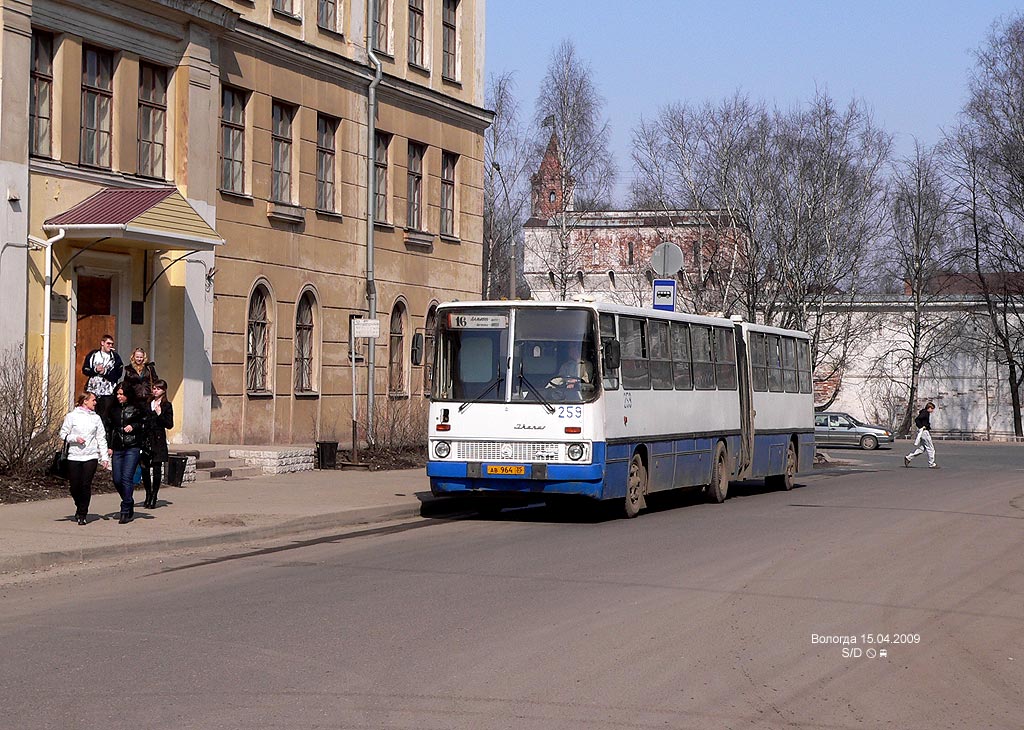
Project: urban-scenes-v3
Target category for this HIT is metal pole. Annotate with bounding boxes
[351,331,359,464]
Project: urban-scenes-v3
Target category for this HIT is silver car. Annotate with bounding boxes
[814,412,894,450]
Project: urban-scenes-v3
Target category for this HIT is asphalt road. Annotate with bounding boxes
[1,442,1022,729]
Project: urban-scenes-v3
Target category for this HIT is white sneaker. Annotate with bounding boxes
[903,456,911,467]
[928,464,940,469]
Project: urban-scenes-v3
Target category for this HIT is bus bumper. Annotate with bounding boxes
[427,460,606,500]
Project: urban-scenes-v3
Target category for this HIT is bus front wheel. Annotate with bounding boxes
[706,443,729,503]
[624,454,647,518]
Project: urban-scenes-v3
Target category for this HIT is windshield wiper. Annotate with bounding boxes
[517,362,555,414]
[458,372,504,413]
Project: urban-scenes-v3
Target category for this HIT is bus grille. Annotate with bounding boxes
[455,441,561,462]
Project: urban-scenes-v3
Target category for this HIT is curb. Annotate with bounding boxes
[0,501,436,575]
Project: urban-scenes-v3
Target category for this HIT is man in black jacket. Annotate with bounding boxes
[904,402,938,468]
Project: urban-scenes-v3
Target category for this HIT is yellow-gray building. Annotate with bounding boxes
[0,0,489,444]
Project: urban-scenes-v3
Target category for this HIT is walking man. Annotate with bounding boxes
[904,402,939,469]
[81,334,123,423]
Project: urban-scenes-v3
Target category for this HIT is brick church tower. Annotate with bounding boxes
[531,132,573,218]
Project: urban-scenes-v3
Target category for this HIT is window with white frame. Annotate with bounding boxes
[374,131,390,222]
[318,0,339,31]
[246,285,271,393]
[30,30,54,158]
[271,101,295,203]
[441,151,457,236]
[138,63,168,179]
[442,0,458,80]
[294,291,317,393]
[408,0,424,66]
[220,86,246,193]
[373,0,389,54]
[81,46,114,168]
[316,114,338,212]
[388,301,407,396]
[407,141,424,230]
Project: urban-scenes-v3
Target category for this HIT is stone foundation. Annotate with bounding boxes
[229,448,315,475]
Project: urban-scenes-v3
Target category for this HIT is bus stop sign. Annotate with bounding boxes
[653,279,676,311]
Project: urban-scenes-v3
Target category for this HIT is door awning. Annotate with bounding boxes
[43,187,224,251]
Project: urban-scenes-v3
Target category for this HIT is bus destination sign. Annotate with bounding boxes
[448,314,509,329]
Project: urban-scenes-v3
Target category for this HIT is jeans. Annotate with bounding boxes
[111,448,142,515]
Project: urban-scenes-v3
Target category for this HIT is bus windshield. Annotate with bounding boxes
[511,309,598,404]
[432,307,599,404]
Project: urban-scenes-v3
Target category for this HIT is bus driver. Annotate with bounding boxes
[547,341,594,391]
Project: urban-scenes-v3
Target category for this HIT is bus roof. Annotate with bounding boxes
[436,300,809,338]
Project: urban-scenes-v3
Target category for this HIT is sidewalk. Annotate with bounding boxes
[0,466,444,575]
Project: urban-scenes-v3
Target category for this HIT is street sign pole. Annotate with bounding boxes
[350,318,381,464]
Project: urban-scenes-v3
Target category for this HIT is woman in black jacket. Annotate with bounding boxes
[141,379,174,509]
[123,347,159,401]
[105,383,149,524]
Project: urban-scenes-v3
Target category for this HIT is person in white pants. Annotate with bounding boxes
[904,402,938,468]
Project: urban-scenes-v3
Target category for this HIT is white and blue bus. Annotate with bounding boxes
[424,301,814,517]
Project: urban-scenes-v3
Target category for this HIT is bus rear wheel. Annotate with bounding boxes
[706,443,729,503]
[624,454,647,518]
[767,441,796,491]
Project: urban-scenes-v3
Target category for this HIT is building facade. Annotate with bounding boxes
[1,0,489,444]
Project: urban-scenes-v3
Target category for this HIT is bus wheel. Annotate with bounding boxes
[624,454,647,518]
[706,443,729,503]
[768,441,797,491]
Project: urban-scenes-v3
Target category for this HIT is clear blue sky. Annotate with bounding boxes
[486,0,1022,203]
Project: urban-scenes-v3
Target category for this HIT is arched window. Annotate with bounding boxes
[294,291,316,393]
[388,300,407,396]
[246,284,271,393]
[422,304,437,395]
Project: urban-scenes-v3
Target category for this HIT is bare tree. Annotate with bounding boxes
[527,39,616,301]
[631,89,892,404]
[483,72,531,299]
[871,143,966,433]
[943,14,1024,436]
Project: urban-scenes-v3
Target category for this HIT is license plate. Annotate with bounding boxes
[486,465,525,475]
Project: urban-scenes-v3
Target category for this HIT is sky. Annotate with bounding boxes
[485,0,1023,204]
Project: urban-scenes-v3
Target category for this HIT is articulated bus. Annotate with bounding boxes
[424,301,815,517]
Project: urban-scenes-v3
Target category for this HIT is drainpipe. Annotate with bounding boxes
[30,228,66,417]
[365,5,383,444]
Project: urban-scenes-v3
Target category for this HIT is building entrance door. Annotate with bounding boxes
[75,275,116,397]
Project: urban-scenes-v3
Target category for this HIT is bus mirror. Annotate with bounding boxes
[411,332,424,365]
[603,340,621,370]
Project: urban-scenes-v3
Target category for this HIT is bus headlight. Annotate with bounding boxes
[567,443,585,461]
[434,441,451,459]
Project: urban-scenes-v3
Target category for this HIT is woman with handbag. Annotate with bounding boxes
[58,392,110,525]
[104,383,148,524]
[141,379,173,509]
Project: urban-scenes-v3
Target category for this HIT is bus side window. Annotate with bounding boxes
[620,316,650,390]
[692,325,715,390]
[670,322,692,390]
[649,320,673,390]
[600,312,619,391]
[750,332,768,392]
[714,327,737,390]
[767,335,784,392]
[782,337,799,392]
[797,339,812,393]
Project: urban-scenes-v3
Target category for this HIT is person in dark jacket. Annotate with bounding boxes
[904,402,938,468]
[105,383,149,523]
[141,379,173,509]
[123,347,159,401]
[81,334,124,423]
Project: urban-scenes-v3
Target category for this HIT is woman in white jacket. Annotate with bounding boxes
[58,392,110,525]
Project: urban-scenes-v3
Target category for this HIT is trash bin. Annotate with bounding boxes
[165,455,188,487]
[316,441,338,470]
